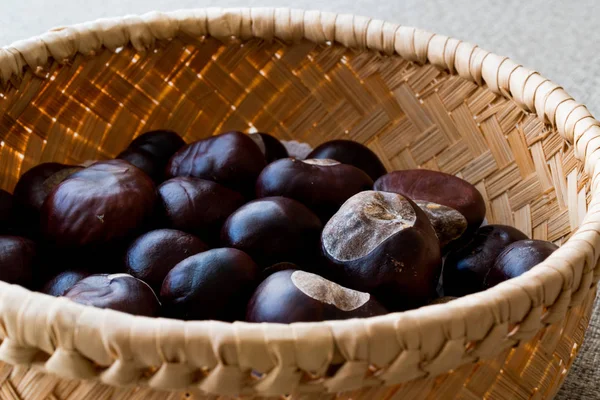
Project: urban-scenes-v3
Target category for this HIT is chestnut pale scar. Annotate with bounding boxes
[291,271,370,311]
[322,191,417,261]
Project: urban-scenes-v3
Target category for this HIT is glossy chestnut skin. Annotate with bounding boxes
[0,236,36,287]
[443,224,528,296]
[14,162,81,212]
[256,158,373,222]
[375,169,486,250]
[158,177,244,244]
[65,273,160,317]
[41,160,157,249]
[41,270,91,297]
[221,196,322,268]
[118,130,185,183]
[483,240,558,289]
[161,248,259,321]
[117,147,164,183]
[128,129,186,161]
[307,140,387,181]
[321,191,441,311]
[125,229,208,293]
[166,131,266,197]
[249,132,289,163]
[246,269,388,323]
[0,190,16,234]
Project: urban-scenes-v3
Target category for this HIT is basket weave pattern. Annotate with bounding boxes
[0,8,599,399]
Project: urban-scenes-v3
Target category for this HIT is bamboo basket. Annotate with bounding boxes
[0,7,598,400]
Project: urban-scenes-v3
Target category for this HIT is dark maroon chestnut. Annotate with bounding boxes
[483,240,558,289]
[0,190,15,234]
[166,131,266,197]
[125,229,208,293]
[255,158,373,221]
[14,162,82,212]
[375,170,486,249]
[117,147,164,182]
[321,191,441,311]
[221,196,322,268]
[128,129,185,161]
[161,248,259,321]
[65,273,160,316]
[41,160,157,249]
[307,139,387,181]
[41,270,91,296]
[0,236,36,287]
[428,296,457,305]
[443,224,529,296]
[249,132,289,163]
[158,177,244,243]
[246,269,387,323]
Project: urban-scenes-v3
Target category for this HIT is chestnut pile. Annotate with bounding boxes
[0,129,558,323]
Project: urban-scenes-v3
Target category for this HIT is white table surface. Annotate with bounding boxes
[1,0,600,398]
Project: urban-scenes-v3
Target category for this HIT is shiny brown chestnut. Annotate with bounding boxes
[443,224,528,296]
[166,131,266,197]
[0,190,15,234]
[246,269,388,323]
[321,191,441,311]
[117,147,164,182]
[65,273,160,317]
[255,158,373,221]
[483,240,558,289]
[41,160,157,249]
[14,162,82,212]
[128,129,186,161]
[125,229,208,293]
[307,139,387,181]
[221,196,322,268]
[249,132,289,163]
[0,236,36,287]
[158,177,244,244]
[161,248,259,321]
[374,170,486,249]
[41,270,91,297]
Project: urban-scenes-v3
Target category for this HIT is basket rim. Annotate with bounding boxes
[0,6,599,394]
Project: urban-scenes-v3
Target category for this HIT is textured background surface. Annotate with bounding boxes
[1,0,599,398]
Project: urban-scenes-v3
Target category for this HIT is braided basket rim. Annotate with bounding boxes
[0,7,599,394]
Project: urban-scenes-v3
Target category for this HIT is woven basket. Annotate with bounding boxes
[0,7,598,400]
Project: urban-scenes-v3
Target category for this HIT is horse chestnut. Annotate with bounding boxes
[255,158,373,222]
[246,269,387,323]
[166,131,266,197]
[375,170,485,250]
[321,191,441,311]
[443,224,528,296]
[307,139,387,181]
[41,160,157,249]
[158,177,244,244]
[0,190,16,234]
[128,129,185,161]
[484,240,558,289]
[0,236,36,287]
[221,197,322,268]
[125,229,208,293]
[117,147,164,182]
[65,273,160,317]
[249,132,289,163]
[161,248,259,321]
[41,270,91,296]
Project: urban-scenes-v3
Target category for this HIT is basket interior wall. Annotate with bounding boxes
[0,36,589,244]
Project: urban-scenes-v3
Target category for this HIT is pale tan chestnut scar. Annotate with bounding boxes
[301,158,340,166]
[248,133,267,155]
[322,191,417,261]
[414,200,467,244]
[291,271,370,311]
